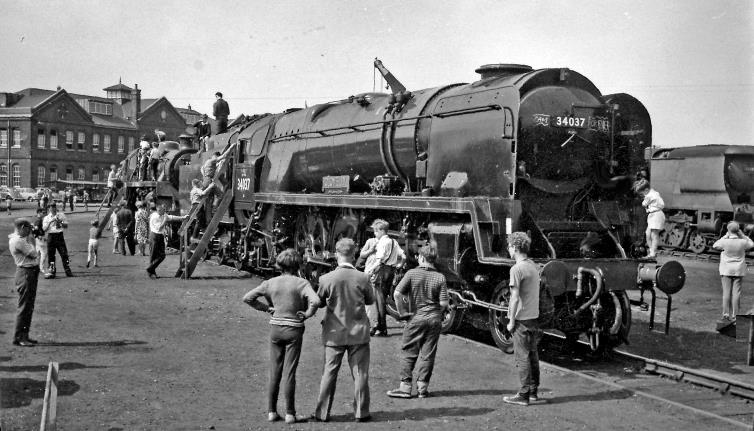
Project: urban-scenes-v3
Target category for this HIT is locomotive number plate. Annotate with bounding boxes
[552,116,587,128]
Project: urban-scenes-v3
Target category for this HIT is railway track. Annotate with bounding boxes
[452,329,754,429]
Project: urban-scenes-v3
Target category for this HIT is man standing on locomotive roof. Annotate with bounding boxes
[386,241,448,399]
[503,231,542,407]
[213,91,230,135]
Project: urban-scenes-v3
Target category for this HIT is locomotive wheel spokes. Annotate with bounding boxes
[440,292,465,334]
[687,230,706,254]
[294,211,328,257]
[665,225,686,249]
[488,282,514,353]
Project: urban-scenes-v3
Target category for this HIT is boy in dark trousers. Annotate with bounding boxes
[386,242,448,399]
[503,232,542,406]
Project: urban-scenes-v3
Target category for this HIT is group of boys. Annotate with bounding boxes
[303,225,542,422]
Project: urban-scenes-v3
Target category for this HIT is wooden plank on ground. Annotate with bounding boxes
[40,361,59,431]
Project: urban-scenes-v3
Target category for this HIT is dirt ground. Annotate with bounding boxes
[0,208,748,430]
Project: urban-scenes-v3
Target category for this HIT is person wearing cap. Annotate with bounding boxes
[42,203,72,278]
[9,218,40,346]
[213,91,230,134]
[312,238,374,423]
[712,221,754,323]
[634,179,665,258]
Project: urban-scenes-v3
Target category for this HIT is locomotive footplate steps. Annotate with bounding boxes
[180,189,234,279]
[95,187,126,239]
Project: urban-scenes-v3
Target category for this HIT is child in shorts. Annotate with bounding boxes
[87,219,100,268]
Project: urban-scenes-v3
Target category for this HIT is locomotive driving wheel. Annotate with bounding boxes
[488,281,514,354]
[687,230,707,254]
[294,211,329,257]
[294,211,330,282]
[662,224,686,249]
[441,291,465,334]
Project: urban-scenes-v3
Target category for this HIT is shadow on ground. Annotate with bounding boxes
[622,316,750,375]
[0,378,80,408]
[0,362,108,373]
[328,406,495,422]
[37,339,147,348]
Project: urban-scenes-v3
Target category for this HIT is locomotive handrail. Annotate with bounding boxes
[433,104,502,118]
[268,114,431,142]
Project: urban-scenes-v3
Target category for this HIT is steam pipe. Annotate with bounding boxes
[609,291,623,335]
[574,267,603,315]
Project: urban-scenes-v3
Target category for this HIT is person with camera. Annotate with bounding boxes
[42,203,72,278]
[9,218,40,347]
[712,221,754,324]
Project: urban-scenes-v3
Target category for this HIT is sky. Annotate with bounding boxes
[1,0,751,148]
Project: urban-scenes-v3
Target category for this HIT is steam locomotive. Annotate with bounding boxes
[652,145,754,254]
[110,60,685,353]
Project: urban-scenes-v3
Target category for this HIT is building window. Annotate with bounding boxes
[78,167,85,180]
[12,164,20,187]
[128,136,135,153]
[12,130,21,148]
[66,131,74,150]
[37,129,45,148]
[103,134,111,152]
[92,133,100,152]
[0,164,6,186]
[0,129,7,148]
[87,100,113,116]
[92,169,99,182]
[65,167,73,181]
[37,166,46,186]
[77,131,85,151]
[50,167,57,182]
[117,136,124,153]
[50,130,58,149]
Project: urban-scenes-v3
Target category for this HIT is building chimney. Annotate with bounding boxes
[131,84,141,121]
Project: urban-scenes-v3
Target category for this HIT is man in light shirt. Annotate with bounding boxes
[42,203,72,278]
[146,204,187,279]
[106,164,120,206]
[370,219,405,336]
[9,218,40,347]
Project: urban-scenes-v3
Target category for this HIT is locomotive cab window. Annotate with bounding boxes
[249,126,269,157]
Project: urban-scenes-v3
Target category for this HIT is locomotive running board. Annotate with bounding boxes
[252,192,519,265]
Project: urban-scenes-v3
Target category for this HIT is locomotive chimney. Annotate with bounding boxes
[475,64,533,79]
[131,84,141,121]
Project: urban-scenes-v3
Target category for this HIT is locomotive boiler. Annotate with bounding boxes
[111,60,685,353]
[652,145,754,253]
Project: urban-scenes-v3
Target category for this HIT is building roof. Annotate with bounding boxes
[176,106,202,116]
[0,83,182,130]
[102,81,133,92]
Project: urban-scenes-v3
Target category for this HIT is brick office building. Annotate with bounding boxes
[0,81,196,189]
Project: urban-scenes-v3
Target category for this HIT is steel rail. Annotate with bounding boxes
[446,333,752,430]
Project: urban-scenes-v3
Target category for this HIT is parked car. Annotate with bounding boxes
[15,187,38,201]
[0,186,19,201]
